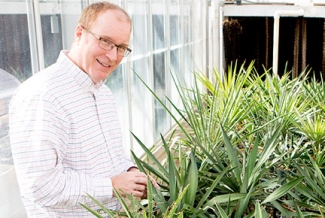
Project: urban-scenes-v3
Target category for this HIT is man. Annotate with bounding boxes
[9,2,158,217]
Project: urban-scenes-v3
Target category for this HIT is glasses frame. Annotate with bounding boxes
[81,26,132,57]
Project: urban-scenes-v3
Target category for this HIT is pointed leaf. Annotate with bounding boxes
[262,177,304,204]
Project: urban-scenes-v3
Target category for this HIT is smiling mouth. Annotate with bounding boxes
[97,59,110,68]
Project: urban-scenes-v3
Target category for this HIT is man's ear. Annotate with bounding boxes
[75,25,83,40]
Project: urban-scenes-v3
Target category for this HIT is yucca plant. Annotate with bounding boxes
[294,113,325,169]
[303,73,325,112]
[281,154,325,216]
[130,126,289,217]
[131,63,309,217]
[194,61,255,145]
[295,74,325,171]
[82,61,325,217]
[80,176,190,217]
[250,70,311,135]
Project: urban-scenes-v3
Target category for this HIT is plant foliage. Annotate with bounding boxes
[82,62,325,217]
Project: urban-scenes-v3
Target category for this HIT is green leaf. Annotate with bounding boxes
[147,177,154,218]
[114,190,134,218]
[197,164,231,209]
[79,202,104,218]
[221,125,241,181]
[262,177,304,204]
[131,132,168,177]
[215,203,229,218]
[80,193,116,217]
[160,133,179,204]
[166,185,189,217]
[205,193,247,206]
[183,150,198,207]
[151,184,168,213]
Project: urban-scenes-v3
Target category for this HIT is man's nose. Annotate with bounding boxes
[105,46,118,61]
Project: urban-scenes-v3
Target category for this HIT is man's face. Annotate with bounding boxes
[76,10,131,83]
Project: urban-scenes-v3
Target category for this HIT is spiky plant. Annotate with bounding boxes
[81,61,325,217]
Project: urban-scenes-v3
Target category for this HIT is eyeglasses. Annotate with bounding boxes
[81,26,132,57]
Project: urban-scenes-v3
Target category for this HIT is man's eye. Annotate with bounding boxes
[100,38,111,44]
[118,46,127,52]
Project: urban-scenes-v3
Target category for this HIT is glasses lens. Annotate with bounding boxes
[99,39,114,51]
[117,48,130,57]
[99,38,130,57]
[125,50,130,56]
[117,48,123,56]
[120,49,129,57]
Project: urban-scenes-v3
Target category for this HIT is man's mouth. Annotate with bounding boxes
[97,59,110,68]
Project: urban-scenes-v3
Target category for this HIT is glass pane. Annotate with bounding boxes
[170,48,183,124]
[106,64,125,109]
[152,0,165,50]
[41,14,63,67]
[171,48,181,77]
[154,98,167,139]
[60,1,82,49]
[170,0,180,46]
[153,52,166,91]
[131,58,154,156]
[0,14,31,82]
[130,1,149,56]
[153,52,168,138]
[183,5,191,44]
[183,45,192,86]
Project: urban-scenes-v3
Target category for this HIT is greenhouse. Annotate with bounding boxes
[1,0,325,217]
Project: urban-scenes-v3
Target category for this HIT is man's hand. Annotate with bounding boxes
[127,167,160,190]
[111,170,160,198]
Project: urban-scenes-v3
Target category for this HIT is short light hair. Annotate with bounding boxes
[78,1,132,31]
